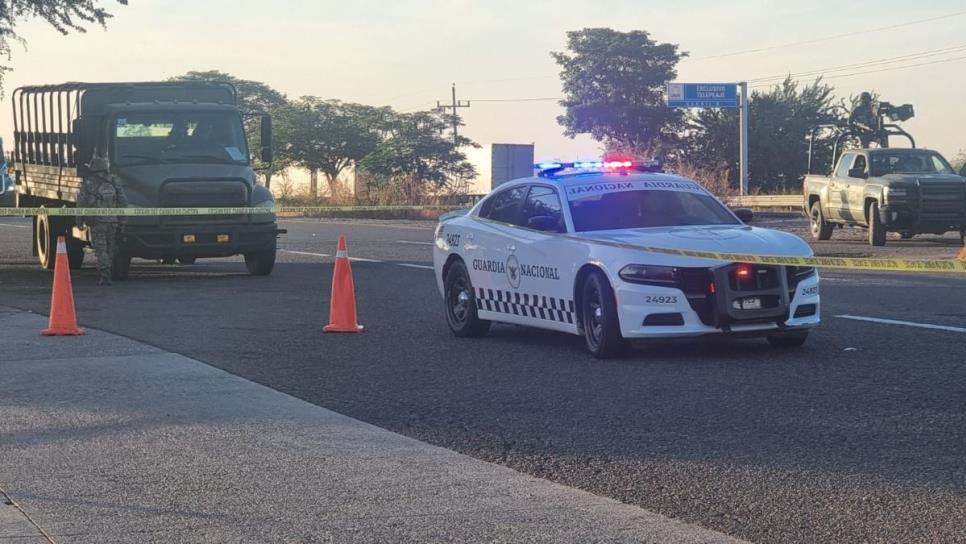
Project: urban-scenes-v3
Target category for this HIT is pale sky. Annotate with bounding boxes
[4,0,966,175]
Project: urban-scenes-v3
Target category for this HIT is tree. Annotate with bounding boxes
[278,97,387,198]
[0,0,127,90]
[172,70,290,187]
[552,28,686,155]
[683,77,844,193]
[358,110,476,204]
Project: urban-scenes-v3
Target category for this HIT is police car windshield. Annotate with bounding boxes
[112,111,249,166]
[568,189,739,232]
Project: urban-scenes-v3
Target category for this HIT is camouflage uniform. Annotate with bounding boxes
[849,92,879,148]
[77,157,128,285]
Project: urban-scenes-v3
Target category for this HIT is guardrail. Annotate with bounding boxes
[724,195,802,209]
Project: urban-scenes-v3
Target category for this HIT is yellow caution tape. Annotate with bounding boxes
[0,205,457,217]
[566,235,966,273]
[3,206,965,272]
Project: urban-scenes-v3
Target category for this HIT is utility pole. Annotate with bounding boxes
[739,81,750,196]
[436,83,470,146]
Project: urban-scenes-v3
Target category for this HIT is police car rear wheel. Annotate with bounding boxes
[767,331,809,348]
[444,259,490,337]
[581,271,627,359]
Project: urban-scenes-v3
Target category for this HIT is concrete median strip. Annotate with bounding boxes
[0,306,745,543]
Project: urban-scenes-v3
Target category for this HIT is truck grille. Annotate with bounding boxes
[158,179,250,224]
[919,182,966,222]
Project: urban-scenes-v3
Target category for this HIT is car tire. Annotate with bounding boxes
[112,253,131,281]
[810,202,833,241]
[178,256,197,265]
[868,201,886,247]
[35,213,64,270]
[767,331,809,348]
[900,232,916,240]
[443,259,491,338]
[66,235,85,269]
[580,270,627,359]
[244,250,276,276]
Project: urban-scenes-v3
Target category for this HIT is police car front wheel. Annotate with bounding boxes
[580,271,627,359]
[444,259,490,337]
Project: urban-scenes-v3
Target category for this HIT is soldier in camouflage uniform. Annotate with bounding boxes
[849,92,880,148]
[77,155,128,285]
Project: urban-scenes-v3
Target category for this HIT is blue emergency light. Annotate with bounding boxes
[534,158,663,178]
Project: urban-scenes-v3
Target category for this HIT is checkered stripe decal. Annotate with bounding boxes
[476,288,575,324]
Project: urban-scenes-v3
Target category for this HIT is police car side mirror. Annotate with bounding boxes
[733,208,754,223]
[527,215,562,232]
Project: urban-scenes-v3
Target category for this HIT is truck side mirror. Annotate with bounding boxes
[260,114,273,164]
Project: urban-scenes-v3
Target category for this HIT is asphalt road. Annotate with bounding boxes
[1,215,965,544]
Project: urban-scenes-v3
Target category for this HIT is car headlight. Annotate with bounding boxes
[619,264,678,285]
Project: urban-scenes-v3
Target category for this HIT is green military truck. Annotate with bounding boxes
[12,81,284,278]
[803,121,966,247]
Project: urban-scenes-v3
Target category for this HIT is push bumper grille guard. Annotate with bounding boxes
[671,265,814,329]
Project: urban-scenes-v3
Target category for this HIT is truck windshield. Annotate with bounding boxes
[870,152,955,176]
[568,190,740,232]
[112,111,249,166]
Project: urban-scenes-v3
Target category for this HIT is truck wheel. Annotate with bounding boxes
[178,257,197,265]
[809,202,833,241]
[244,250,276,276]
[868,201,887,246]
[112,254,131,281]
[767,331,809,348]
[443,259,491,337]
[581,270,627,359]
[66,236,85,269]
[900,232,916,240]
[35,213,62,270]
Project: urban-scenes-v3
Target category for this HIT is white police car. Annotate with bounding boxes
[433,160,820,358]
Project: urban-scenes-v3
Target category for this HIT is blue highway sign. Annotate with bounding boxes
[666,83,739,108]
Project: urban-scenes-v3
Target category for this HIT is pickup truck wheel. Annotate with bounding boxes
[244,250,276,276]
[581,271,627,359]
[178,257,197,265]
[868,202,887,246]
[899,232,916,240]
[443,259,491,338]
[809,202,833,241]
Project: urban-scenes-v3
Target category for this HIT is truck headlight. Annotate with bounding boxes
[619,264,677,285]
[884,187,907,200]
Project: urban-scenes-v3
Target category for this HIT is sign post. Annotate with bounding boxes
[667,82,749,195]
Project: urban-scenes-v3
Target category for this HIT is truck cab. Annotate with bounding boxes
[803,126,966,246]
[13,82,283,277]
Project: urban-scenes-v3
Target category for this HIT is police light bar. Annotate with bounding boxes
[534,158,663,178]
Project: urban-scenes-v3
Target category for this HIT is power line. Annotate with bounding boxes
[750,53,966,88]
[746,43,966,84]
[469,97,560,102]
[689,9,966,61]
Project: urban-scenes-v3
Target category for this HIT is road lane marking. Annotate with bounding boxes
[397,240,433,246]
[282,250,330,258]
[397,263,434,270]
[836,315,966,334]
[0,223,29,229]
[349,256,383,263]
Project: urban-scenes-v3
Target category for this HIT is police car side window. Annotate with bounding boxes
[522,186,564,232]
[480,186,528,225]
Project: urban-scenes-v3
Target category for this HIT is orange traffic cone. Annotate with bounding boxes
[323,235,364,333]
[42,236,84,336]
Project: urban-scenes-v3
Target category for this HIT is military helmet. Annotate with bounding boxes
[88,155,110,173]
